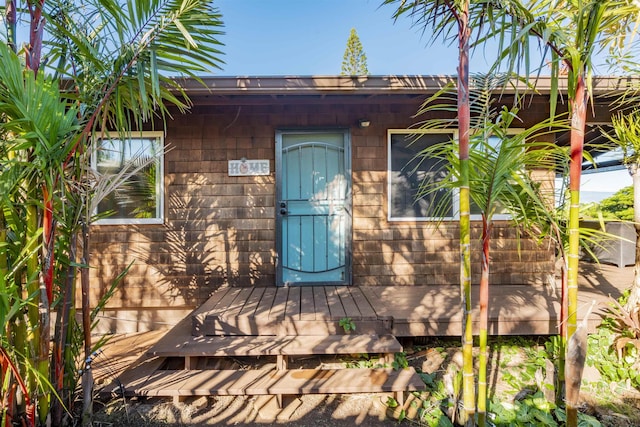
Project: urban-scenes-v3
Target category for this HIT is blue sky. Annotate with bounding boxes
[214,1,615,76]
[215,0,496,76]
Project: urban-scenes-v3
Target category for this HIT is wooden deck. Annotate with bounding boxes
[194,264,625,337]
[103,263,629,404]
[193,285,389,336]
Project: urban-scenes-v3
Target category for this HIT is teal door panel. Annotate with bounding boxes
[276,131,351,286]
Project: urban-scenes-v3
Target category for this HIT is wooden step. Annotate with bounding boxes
[149,334,404,370]
[193,316,390,336]
[149,334,403,358]
[122,367,426,401]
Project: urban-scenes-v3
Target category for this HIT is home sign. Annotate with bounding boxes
[228,159,270,176]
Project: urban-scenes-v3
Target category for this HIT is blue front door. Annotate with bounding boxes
[276,130,351,286]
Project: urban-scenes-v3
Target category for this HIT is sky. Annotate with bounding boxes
[214,0,615,77]
[215,0,494,76]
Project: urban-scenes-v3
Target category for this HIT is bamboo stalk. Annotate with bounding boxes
[457,2,475,425]
[81,221,92,426]
[477,218,491,427]
[6,1,17,53]
[0,210,7,304]
[25,198,40,423]
[565,73,587,427]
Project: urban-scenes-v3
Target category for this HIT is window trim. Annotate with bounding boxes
[92,131,165,225]
[387,128,524,222]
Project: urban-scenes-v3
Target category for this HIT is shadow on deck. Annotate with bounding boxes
[190,261,631,338]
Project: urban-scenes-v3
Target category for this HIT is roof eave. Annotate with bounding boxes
[173,75,637,97]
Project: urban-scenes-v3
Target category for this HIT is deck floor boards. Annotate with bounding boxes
[255,287,276,318]
[348,287,377,319]
[335,287,360,318]
[195,281,614,337]
[325,286,347,320]
[269,287,289,320]
[238,287,264,317]
[214,288,244,319]
[312,286,331,320]
[285,287,301,321]
[300,287,316,321]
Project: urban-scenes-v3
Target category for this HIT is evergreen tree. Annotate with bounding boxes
[341,28,368,75]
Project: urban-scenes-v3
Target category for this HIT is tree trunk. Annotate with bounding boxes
[565,73,587,427]
[457,2,475,425]
[477,217,492,427]
[81,221,93,426]
[52,234,78,426]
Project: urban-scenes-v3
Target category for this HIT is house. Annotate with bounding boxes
[88,75,621,335]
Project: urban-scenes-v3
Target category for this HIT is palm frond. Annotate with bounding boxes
[44,0,225,133]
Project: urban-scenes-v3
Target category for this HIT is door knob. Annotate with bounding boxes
[280,208,287,215]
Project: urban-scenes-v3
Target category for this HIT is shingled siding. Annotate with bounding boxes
[88,98,555,332]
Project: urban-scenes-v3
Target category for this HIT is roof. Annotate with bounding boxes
[175,75,635,97]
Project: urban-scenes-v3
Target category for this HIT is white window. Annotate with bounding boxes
[93,132,164,224]
[388,130,455,221]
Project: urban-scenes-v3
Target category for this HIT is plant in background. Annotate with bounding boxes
[580,186,633,221]
[343,353,385,369]
[387,372,455,427]
[488,337,600,426]
[589,292,640,390]
[604,111,640,308]
[392,352,409,370]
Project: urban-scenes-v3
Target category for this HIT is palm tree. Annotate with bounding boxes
[382,2,495,422]
[484,2,640,423]
[0,0,224,425]
[413,72,567,424]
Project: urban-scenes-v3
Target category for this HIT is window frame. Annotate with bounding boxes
[387,129,457,222]
[387,128,524,222]
[92,131,165,225]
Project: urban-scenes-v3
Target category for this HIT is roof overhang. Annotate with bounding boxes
[174,75,637,97]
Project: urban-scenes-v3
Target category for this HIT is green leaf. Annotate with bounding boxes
[386,396,398,408]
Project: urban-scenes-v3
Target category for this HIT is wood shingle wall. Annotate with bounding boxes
[88,96,555,333]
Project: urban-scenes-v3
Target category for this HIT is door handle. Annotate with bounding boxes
[280,208,287,215]
[280,202,287,215]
